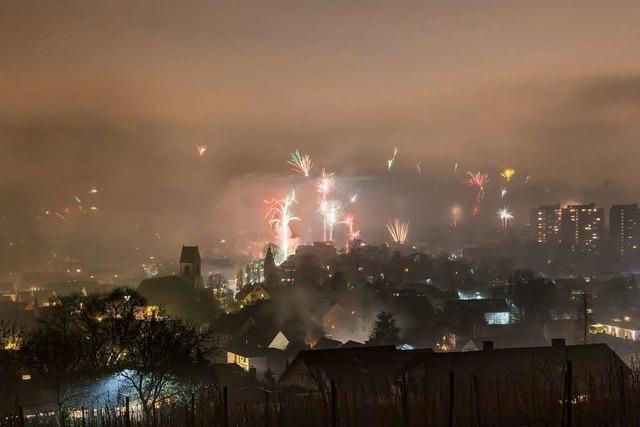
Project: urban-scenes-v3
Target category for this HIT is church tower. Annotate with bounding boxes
[179,245,203,289]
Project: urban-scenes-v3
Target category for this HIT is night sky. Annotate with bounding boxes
[1,1,640,271]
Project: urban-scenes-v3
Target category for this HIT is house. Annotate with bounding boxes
[405,339,629,425]
[321,303,372,343]
[443,298,512,327]
[225,325,291,378]
[235,283,270,306]
[280,340,629,425]
[313,337,343,350]
[279,345,430,392]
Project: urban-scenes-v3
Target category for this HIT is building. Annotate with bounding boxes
[531,204,562,244]
[179,245,203,289]
[295,242,338,264]
[559,203,605,252]
[610,203,639,257]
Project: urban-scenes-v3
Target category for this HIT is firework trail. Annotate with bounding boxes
[341,214,360,253]
[88,186,98,194]
[415,162,422,175]
[316,168,336,241]
[500,187,508,198]
[454,162,459,173]
[450,206,462,228]
[463,172,489,214]
[54,212,67,222]
[265,190,300,264]
[525,175,532,184]
[326,200,342,242]
[497,207,514,228]
[386,219,409,245]
[500,167,516,182]
[387,146,399,171]
[287,149,314,177]
[350,193,358,203]
[196,145,207,157]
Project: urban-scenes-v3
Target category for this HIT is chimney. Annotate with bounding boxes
[551,338,566,348]
[482,340,494,351]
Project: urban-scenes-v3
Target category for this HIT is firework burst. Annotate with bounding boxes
[287,149,314,177]
[463,172,489,214]
[386,219,409,245]
[497,207,514,228]
[316,169,336,241]
[341,214,360,253]
[265,190,300,264]
[500,167,516,181]
[196,145,207,157]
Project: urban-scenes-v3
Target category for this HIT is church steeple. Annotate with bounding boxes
[179,245,203,289]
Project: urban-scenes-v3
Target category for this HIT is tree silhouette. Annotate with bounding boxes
[368,311,401,345]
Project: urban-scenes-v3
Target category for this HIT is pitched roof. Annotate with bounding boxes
[180,246,201,263]
[407,342,628,383]
[444,298,509,314]
[314,337,343,350]
[279,345,431,389]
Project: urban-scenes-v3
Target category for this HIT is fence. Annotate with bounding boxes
[4,362,640,426]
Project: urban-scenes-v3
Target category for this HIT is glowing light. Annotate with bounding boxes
[387,146,399,171]
[265,190,300,264]
[196,145,207,157]
[341,214,360,253]
[463,172,489,215]
[88,186,98,194]
[415,162,422,175]
[326,200,342,242]
[451,206,462,228]
[500,167,516,182]
[316,169,336,241]
[287,149,314,177]
[500,187,507,198]
[498,207,514,228]
[386,219,409,245]
[350,193,358,203]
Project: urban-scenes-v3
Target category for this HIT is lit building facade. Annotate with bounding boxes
[531,204,562,244]
[610,203,639,257]
[559,203,605,253]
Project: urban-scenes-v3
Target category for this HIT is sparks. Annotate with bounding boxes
[316,169,336,241]
[500,187,508,198]
[415,162,422,175]
[387,146,399,171]
[196,145,207,157]
[463,172,489,214]
[265,190,300,264]
[497,207,514,228]
[326,200,342,242]
[287,149,314,177]
[386,219,409,245]
[341,214,360,253]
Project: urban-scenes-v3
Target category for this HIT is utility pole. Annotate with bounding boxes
[582,290,588,345]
